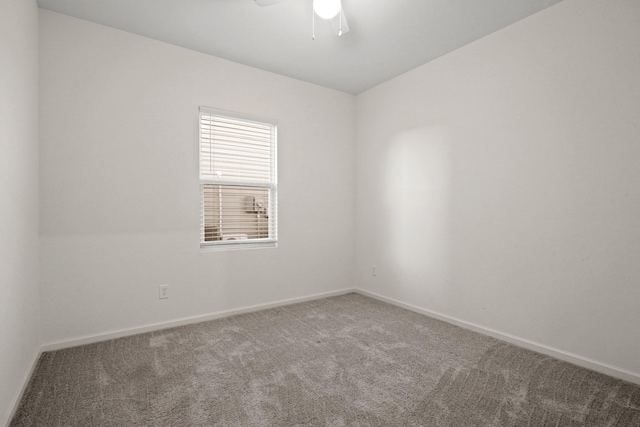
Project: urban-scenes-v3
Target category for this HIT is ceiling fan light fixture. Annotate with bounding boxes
[313,0,341,20]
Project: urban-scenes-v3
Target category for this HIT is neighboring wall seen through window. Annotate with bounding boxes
[199,107,277,249]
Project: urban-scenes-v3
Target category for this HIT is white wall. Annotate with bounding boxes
[0,0,41,424]
[39,11,356,345]
[356,0,640,377]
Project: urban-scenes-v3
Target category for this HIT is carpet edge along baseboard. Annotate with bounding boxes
[40,287,640,386]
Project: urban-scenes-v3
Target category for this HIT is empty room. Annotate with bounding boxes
[2,0,640,425]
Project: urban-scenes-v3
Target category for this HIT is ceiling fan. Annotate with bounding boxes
[254,0,350,38]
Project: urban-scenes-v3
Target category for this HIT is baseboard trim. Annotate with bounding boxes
[3,347,42,427]
[37,286,640,386]
[41,288,356,352]
[355,289,640,385]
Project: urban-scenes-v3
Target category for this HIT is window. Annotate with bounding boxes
[199,107,277,250]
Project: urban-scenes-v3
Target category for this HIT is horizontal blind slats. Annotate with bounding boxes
[201,184,271,242]
[201,133,271,146]
[202,150,271,162]
[201,115,271,131]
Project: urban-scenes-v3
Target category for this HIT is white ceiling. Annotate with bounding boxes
[36,0,565,94]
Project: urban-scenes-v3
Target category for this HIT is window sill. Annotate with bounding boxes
[200,240,277,253]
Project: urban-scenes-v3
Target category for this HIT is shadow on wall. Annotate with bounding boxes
[383,126,452,304]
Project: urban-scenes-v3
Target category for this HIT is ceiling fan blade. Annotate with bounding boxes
[331,9,350,36]
[254,0,289,6]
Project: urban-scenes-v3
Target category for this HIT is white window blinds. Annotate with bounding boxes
[199,107,277,248]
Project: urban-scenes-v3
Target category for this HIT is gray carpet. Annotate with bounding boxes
[11,293,640,426]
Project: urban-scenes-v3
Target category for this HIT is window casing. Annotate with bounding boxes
[199,107,277,250]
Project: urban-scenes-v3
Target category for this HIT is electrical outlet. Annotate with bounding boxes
[159,284,169,299]
[372,265,377,276]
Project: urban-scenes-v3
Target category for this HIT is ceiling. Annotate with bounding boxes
[36,0,565,94]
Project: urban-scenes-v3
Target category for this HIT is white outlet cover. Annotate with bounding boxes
[159,285,169,299]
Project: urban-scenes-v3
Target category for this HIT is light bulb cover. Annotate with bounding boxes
[313,0,341,20]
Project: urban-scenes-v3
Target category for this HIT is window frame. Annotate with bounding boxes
[199,106,278,251]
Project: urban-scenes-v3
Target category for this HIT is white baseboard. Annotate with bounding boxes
[3,347,42,427]
[355,289,640,386]
[36,286,640,387]
[41,288,356,352]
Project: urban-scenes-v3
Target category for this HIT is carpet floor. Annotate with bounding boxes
[11,293,640,426]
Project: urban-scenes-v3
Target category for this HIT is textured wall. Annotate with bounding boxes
[39,10,356,345]
[355,0,640,377]
[0,0,41,424]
